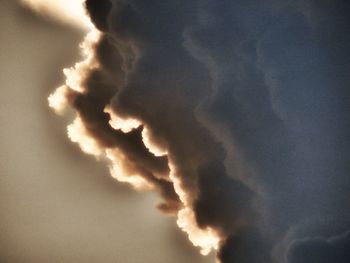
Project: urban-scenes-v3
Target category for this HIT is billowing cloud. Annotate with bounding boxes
[48,0,350,262]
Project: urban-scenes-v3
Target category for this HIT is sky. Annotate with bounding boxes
[2,0,350,263]
[0,1,213,262]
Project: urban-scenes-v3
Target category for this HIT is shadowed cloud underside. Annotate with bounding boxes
[47,1,350,262]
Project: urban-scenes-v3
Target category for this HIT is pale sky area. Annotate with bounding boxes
[0,1,214,262]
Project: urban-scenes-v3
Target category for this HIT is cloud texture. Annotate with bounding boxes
[50,0,350,262]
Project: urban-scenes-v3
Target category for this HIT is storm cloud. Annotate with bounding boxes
[50,0,350,262]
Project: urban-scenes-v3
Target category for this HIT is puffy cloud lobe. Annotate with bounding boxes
[106,0,258,251]
[52,0,350,262]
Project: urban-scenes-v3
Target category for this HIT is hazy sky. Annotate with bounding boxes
[0,1,214,262]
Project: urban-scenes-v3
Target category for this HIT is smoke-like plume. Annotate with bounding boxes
[48,0,350,262]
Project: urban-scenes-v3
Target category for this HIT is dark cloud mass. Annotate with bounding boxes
[55,0,350,262]
[288,231,350,263]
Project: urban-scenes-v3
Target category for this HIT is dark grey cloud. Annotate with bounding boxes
[288,231,350,263]
[184,1,350,261]
[84,0,112,31]
[54,0,350,262]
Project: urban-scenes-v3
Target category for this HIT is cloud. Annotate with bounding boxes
[288,231,350,263]
[49,0,350,262]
